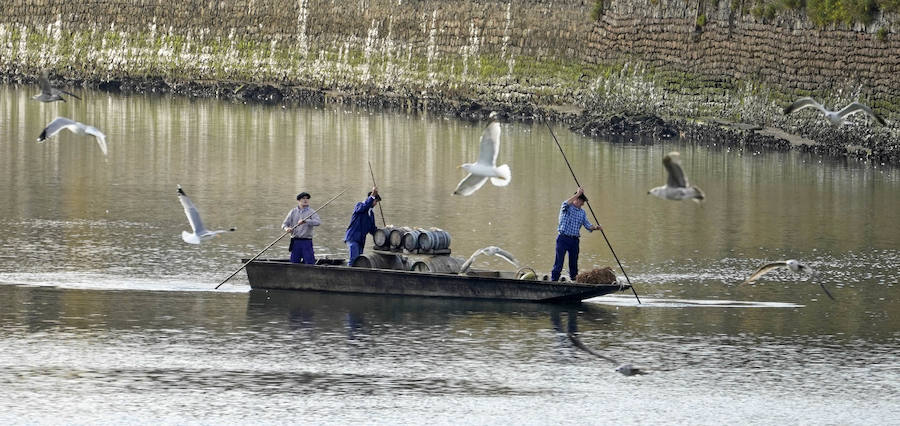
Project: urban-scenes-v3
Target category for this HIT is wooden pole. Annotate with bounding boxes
[367,160,387,227]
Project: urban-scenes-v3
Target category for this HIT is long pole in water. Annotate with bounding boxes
[545,122,641,304]
[367,160,387,227]
[215,187,350,290]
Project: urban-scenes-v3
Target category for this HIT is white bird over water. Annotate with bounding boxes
[783,97,886,126]
[177,185,235,244]
[459,246,519,274]
[32,71,81,102]
[742,259,835,300]
[37,117,108,158]
[452,122,511,196]
[648,152,705,202]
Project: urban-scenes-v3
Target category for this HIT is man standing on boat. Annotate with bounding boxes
[344,186,380,265]
[283,192,321,264]
[552,187,602,281]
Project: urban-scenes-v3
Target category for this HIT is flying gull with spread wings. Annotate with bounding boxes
[452,122,512,196]
[783,97,886,126]
[648,152,705,202]
[742,259,835,301]
[37,117,108,158]
[458,246,519,274]
[32,71,81,102]
[177,185,236,244]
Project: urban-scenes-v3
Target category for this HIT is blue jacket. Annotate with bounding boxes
[344,196,377,243]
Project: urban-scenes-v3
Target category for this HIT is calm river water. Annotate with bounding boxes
[0,85,898,424]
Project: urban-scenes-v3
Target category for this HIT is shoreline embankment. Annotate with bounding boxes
[2,0,898,164]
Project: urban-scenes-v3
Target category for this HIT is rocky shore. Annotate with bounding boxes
[5,72,897,167]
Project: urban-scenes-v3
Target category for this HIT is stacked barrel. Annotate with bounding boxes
[373,226,451,252]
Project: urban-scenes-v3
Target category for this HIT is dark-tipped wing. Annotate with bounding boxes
[490,247,519,268]
[37,117,78,141]
[177,185,208,234]
[784,97,827,115]
[836,102,886,125]
[452,173,488,196]
[818,283,836,301]
[742,261,789,284]
[662,152,688,188]
[476,122,501,166]
[57,88,81,100]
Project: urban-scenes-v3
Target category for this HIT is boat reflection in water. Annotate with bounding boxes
[245,288,617,358]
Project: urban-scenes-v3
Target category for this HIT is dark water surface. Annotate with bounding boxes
[0,85,898,424]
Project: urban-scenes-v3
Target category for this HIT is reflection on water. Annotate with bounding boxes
[1,286,897,423]
[1,85,899,422]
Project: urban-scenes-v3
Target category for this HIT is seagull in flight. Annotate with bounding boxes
[783,97,886,126]
[459,246,519,274]
[177,185,235,244]
[32,71,81,102]
[37,117,108,158]
[648,152,705,202]
[452,122,511,196]
[742,259,835,300]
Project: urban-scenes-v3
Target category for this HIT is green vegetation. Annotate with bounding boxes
[877,26,889,40]
[742,0,894,26]
[591,0,604,21]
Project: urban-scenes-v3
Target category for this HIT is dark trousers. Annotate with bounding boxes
[289,238,315,264]
[346,239,365,265]
[551,234,579,281]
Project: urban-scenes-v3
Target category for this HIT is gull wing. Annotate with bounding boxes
[459,247,490,274]
[662,152,688,188]
[476,122,501,167]
[742,261,788,284]
[836,102,886,125]
[490,247,520,268]
[38,71,53,95]
[83,126,108,156]
[818,283,836,301]
[452,173,488,196]
[783,97,827,115]
[37,117,78,141]
[177,185,209,235]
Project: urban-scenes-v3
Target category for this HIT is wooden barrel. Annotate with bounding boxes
[418,229,451,250]
[409,255,464,274]
[402,229,424,251]
[350,252,407,270]
[389,226,411,249]
[373,226,392,248]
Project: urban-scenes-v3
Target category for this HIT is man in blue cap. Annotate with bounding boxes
[282,192,321,264]
[344,186,380,265]
[552,187,602,281]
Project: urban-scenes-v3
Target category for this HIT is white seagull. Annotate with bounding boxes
[458,246,519,274]
[177,184,235,244]
[452,122,512,196]
[37,117,108,158]
[742,259,835,300]
[32,71,81,102]
[648,152,705,202]
[783,97,886,126]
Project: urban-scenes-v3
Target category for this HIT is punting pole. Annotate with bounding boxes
[546,122,641,304]
[367,160,387,227]
[214,187,350,289]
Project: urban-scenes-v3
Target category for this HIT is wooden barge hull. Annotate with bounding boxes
[244,259,628,303]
